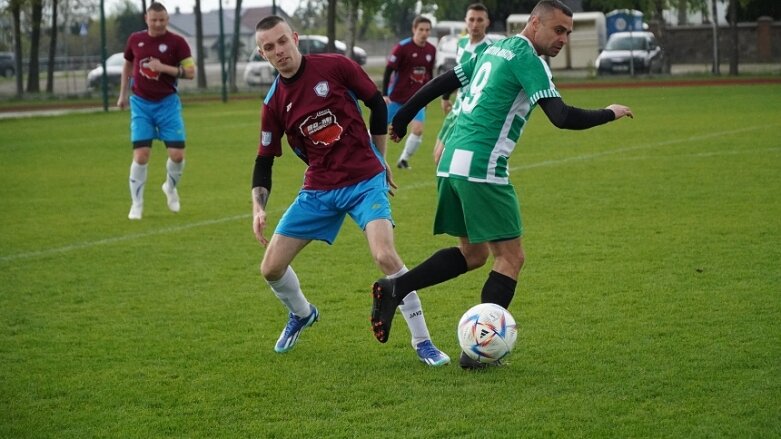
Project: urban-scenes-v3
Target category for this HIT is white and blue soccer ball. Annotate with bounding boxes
[457,303,518,363]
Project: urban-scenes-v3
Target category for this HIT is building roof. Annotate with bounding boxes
[168,9,255,38]
[241,6,293,31]
[167,6,293,38]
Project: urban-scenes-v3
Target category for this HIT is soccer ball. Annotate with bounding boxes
[457,303,518,363]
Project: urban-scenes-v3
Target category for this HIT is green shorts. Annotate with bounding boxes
[433,177,522,243]
[436,111,457,143]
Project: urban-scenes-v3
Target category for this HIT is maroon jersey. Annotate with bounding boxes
[259,54,384,191]
[124,30,192,101]
[386,37,436,103]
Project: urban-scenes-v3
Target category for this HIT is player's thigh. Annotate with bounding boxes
[345,172,394,230]
[441,178,522,243]
[129,96,156,143]
[433,177,467,237]
[276,190,346,245]
[156,95,186,143]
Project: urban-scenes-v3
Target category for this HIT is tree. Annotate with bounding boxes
[11,0,24,97]
[46,0,59,93]
[114,0,142,49]
[26,0,43,93]
[327,0,336,51]
[229,0,242,92]
[194,0,206,88]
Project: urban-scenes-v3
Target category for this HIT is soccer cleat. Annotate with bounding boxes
[274,304,319,353]
[458,351,504,370]
[128,203,143,220]
[396,159,410,169]
[371,278,401,343]
[416,340,451,367]
[162,182,180,213]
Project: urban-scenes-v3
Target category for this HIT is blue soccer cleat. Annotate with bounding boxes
[416,340,451,367]
[274,304,319,353]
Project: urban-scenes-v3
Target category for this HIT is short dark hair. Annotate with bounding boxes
[531,0,573,18]
[412,16,432,29]
[256,15,289,32]
[147,2,167,13]
[466,3,489,14]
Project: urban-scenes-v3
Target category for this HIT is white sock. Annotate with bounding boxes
[165,158,185,189]
[399,134,422,161]
[129,161,147,206]
[390,265,431,348]
[267,266,311,317]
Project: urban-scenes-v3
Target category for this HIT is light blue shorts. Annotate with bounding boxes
[130,93,186,146]
[387,100,425,125]
[275,171,394,245]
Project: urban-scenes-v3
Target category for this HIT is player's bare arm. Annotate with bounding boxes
[252,155,274,246]
[116,59,133,109]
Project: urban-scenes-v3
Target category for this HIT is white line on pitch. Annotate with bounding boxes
[2,125,773,263]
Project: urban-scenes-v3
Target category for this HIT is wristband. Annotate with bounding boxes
[177,65,184,78]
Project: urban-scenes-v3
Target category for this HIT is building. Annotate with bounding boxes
[167,6,293,62]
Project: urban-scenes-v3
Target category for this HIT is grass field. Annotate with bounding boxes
[1,82,780,438]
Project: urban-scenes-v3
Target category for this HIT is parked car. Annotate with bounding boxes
[243,51,277,87]
[87,52,125,89]
[297,35,367,66]
[0,52,15,77]
[595,31,664,75]
[434,33,505,76]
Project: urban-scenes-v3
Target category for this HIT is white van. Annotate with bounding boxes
[506,12,606,69]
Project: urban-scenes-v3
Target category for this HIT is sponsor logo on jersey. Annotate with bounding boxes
[139,57,160,80]
[299,109,343,146]
[314,81,329,98]
[411,66,427,83]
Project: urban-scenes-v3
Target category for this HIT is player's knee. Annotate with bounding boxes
[371,248,400,273]
[259,259,284,281]
[463,246,490,270]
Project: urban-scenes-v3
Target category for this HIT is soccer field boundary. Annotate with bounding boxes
[1,124,771,264]
[0,213,253,264]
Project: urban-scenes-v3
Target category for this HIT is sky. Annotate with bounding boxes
[106,0,302,16]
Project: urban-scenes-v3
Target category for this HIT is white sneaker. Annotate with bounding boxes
[162,182,180,213]
[128,203,143,220]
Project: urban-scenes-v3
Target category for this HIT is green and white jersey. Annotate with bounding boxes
[437,35,560,185]
[449,35,496,116]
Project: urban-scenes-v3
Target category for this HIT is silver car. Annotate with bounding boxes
[243,51,277,87]
[87,52,125,89]
[595,31,664,75]
[435,33,506,76]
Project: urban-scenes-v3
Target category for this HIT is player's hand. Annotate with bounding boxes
[116,94,128,110]
[253,210,269,246]
[385,162,397,197]
[607,104,634,120]
[441,99,452,114]
[433,141,444,165]
[389,125,400,143]
[389,122,407,142]
[143,57,164,72]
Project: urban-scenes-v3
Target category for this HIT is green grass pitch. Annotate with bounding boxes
[1,82,780,437]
